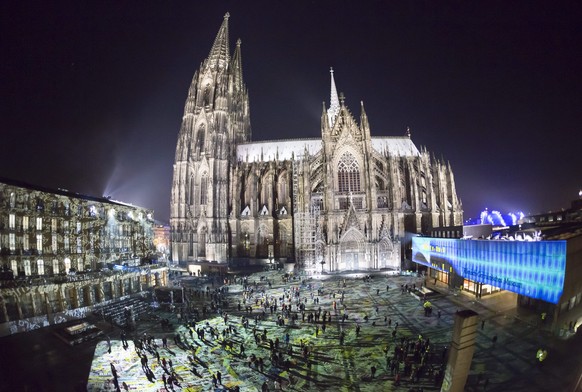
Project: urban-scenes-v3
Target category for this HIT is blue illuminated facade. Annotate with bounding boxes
[412,237,567,304]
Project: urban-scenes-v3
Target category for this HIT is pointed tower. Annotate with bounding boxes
[170,13,251,264]
[327,68,340,128]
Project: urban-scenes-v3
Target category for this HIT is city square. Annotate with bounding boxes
[80,268,577,391]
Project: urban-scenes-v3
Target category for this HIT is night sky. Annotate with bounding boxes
[2,2,581,223]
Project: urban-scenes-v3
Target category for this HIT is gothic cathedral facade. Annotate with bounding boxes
[170,14,463,273]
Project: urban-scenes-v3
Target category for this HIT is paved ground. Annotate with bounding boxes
[1,269,581,391]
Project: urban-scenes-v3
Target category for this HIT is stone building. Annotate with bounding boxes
[0,178,163,335]
[170,14,463,272]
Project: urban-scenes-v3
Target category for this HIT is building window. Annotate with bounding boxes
[9,233,15,251]
[76,237,82,253]
[53,259,59,274]
[52,235,57,253]
[76,222,81,234]
[278,177,288,204]
[339,197,349,210]
[200,174,208,205]
[10,260,17,275]
[36,234,43,254]
[37,259,44,275]
[311,197,323,211]
[51,218,57,232]
[23,216,28,230]
[64,258,71,273]
[77,258,83,272]
[36,217,42,231]
[9,214,15,229]
[23,260,31,276]
[23,235,29,251]
[64,235,70,252]
[377,196,388,209]
[197,125,205,150]
[337,152,361,192]
[9,192,15,208]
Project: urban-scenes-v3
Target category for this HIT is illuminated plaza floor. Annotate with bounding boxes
[84,269,581,391]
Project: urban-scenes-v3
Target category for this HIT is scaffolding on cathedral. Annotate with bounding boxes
[292,157,320,272]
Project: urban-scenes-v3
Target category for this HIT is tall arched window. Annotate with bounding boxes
[337,152,361,192]
[198,228,206,258]
[261,176,272,207]
[197,124,206,151]
[200,174,208,205]
[189,176,195,205]
[278,226,288,257]
[278,176,287,204]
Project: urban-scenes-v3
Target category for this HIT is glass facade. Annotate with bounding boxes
[412,237,566,304]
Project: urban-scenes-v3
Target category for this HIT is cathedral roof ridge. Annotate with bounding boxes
[237,139,322,162]
[238,137,321,145]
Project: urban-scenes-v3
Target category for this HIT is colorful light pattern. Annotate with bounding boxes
[412,237,566,304]
[470,209,525,226]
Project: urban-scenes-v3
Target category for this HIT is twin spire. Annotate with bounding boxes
[203,13,245,93]
[206,16,374,136]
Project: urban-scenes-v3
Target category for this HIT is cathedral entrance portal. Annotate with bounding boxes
[339,229,364,271]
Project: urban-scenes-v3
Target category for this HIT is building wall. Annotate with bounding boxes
[0,178,161,335]
[0,179,155,276]
[561,234,582,316]
[0,267,167,336]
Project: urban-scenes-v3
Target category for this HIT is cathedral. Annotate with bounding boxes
[170,14,463,273]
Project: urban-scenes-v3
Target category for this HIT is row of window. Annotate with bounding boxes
[5,232,134,254]
[7,258,84,276]
[432,230,462,238]
[5,191,151,222]
[6,215,82,233]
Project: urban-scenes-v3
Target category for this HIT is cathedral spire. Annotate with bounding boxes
[328,67,340,128]
[230,38,244,90]
[205,13,231,71]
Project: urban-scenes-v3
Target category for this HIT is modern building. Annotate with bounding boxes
[0,178,165,335]
[412,194,582,332]
[170,14,463,273]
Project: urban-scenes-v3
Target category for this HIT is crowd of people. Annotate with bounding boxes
[99,270,449,391]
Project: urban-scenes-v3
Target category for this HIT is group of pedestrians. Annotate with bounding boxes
[102,270,447,391]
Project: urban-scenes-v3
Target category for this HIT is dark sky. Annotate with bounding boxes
[2,1,581,223]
